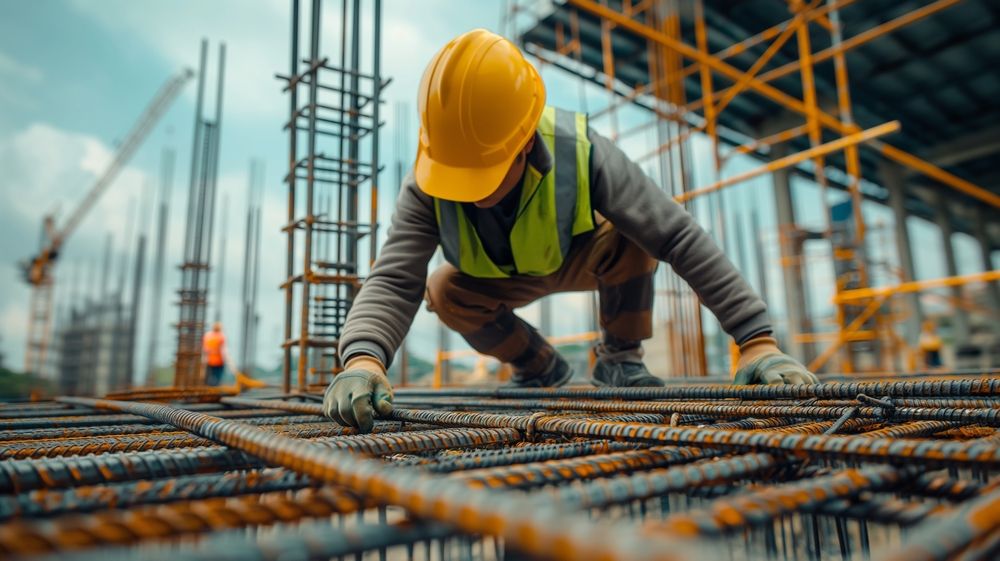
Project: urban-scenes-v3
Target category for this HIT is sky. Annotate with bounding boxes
[0,0,521,377]
[0,0,991,379]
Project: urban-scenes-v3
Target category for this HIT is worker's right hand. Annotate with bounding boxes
[322,356,394,433]
[733,336,819,385]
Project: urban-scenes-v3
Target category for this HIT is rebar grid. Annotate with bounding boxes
[2,379,998,561]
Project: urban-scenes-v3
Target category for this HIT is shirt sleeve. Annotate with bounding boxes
[588,129,772,344]
[338,171,441,366]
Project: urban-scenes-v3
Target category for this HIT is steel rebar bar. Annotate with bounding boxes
[52,396,697,561]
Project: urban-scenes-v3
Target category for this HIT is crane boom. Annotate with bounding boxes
[22,68,194,376]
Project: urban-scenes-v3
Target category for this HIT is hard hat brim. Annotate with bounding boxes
[413,143,516,203]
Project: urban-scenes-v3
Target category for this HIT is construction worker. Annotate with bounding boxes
[919,319,944,369]
[202,322,227,386]
[323,30,818,432]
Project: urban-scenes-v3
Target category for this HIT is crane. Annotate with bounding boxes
[21,68,194,376]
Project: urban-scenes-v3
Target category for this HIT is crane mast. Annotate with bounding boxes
[22,69,194,376]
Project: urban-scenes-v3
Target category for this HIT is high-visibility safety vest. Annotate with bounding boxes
[203,332,226,367]
[433,107,595,278]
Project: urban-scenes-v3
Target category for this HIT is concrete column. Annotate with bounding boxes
[931,190,970,342]
[972,206,1000,327]
[771,144,809,361]
[880,161,922,342]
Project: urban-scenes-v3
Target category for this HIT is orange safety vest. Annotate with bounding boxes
[203,332,226,367]
[919,332,942,353]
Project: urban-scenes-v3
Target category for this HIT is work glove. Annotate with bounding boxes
[733,336,819,385]
[322,356,394,433]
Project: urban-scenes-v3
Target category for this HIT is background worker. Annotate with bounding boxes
[323,29,819,432]
[919,319,944,369]
[202,322,228,386]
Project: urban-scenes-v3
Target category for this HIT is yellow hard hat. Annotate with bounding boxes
[414,29,546,202]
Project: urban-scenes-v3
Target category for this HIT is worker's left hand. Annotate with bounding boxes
[733,336,819,385]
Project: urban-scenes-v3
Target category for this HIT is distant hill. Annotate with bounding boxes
[0,367,55,401]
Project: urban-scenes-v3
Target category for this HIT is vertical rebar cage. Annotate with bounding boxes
[175,40,227,388]
[280,0,387,393]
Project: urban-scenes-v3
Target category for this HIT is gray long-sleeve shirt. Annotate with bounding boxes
[339,128,772,366]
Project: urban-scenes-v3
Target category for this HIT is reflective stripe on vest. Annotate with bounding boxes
[433,107,595,278]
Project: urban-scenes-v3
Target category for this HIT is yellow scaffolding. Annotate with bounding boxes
[503,0,998,375]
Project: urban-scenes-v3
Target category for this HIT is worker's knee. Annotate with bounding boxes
[426,264,503,332]
[425,264,462,312]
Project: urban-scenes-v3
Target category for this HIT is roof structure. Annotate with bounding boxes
[519,0,1000,245]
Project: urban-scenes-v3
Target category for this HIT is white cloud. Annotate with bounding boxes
[0,121,157,370]
[0,50,43,83]
[0,50,43,110]
[64,0,496,124]
[68,0,290,122]
[0,123,147,234]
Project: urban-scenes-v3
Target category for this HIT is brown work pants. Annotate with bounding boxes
[425,221,657,373]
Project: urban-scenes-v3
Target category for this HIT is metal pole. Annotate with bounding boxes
[127,235,146,390]
[183,40,208,271]
[346,0,361,285]
[146,148,174,385]
[283,0,300,393]
[213,194,228,324]
[298,0,322,390]
[240,161,255,373]
[368,0,382,269]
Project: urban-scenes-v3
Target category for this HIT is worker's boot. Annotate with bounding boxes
[591,360,664,387]
[505,352,574,388]
[590,342,664,387]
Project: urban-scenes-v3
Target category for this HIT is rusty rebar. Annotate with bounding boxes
[0,414,328,443]
[220,395,328,414]
[0,422,438,459]
[318,427,522,455]
[392,397,1000,425]
[0,468,315,520]
[654,465,914,536]
[0,432,217,459]
[0,407,115,419]
[387,408,1000,468]
[0,407,298,430]
[0,486,369,555]
[0,422,444,490]
[0,377,994,561]
[204,399,1000,467]
[0,402,224,419]
[877,485,1000,561]
[392,379,1000,400]
[19,519,452,561]
[212,398,1000,466]
[456,446,706,489]
[0,446,260,493]
[809,496,947,526]
[903,472,992,502]
[52,396,695,561]
[395,439,639,472]
[552,452,785,510]
[856,420,962,438]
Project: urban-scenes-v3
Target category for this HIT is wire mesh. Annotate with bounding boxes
[2,376,999,560]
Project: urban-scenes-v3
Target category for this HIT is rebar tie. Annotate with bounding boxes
[524,412,547,442]
[825,407,859,435]
[857,394,897,419]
